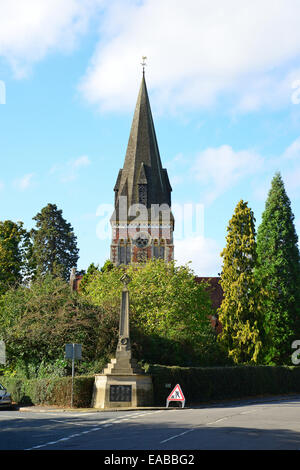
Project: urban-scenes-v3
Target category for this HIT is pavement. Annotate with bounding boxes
[15,393,300,413]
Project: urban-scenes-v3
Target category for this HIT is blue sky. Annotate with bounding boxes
[0,0,300,276]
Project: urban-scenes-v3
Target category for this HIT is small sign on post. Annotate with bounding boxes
[0,341,6,365]
[166,384,185,408]
[65,343,82,408]
[65,343,82,360]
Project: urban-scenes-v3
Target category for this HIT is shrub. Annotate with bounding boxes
[1,376,94,407]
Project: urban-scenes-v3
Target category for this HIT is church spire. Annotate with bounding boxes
[110,67,174,266]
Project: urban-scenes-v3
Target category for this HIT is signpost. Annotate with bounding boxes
[166,384,185,408]
[65,343,82,408]
[0,341,6,365]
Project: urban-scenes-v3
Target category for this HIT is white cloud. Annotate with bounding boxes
[193,145,263,204]
[282,136,300,160]
[13,173,35,190]
[79,0,300,113]
[191,137,300,204]
[72,155,90,168]
[50,155,91,182]
[174,137,300,275]
[0,0,103,78]
[3,0,300,113]
[175,235,222,277]
[283,166,300,200]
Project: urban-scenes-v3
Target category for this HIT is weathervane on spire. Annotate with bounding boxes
[141,56,147,75]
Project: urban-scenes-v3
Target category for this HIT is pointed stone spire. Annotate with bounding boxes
[114,74,172,212]
[110,70,174,266]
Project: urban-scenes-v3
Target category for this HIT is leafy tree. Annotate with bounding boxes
[79,262,100,293]
[218,200,262,364]
[79,260,114,293]
[0,220,31,294]
[256,172,300,364]
[30,203,79,281]
[84,259,226,366]
[101,259,114,273]
[0,275,104,376]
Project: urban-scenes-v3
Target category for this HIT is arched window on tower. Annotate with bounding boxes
[126,239,132,264]
[118,239,131,265]
[118,239,126,265]
[153,239,165,260]
[153,239,159,259]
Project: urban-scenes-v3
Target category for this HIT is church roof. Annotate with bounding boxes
[113,74,172,215]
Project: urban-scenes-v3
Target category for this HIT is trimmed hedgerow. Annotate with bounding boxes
[147,365,300,405]
[2,366,300,408]
[1,376,94,407]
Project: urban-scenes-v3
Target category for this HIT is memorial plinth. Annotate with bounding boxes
[91,274,153,408]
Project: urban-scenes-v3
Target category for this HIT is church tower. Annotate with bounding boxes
[110,70,174,265]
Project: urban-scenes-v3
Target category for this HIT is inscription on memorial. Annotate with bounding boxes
[110,385,132,402]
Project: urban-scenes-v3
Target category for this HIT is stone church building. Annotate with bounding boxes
[73,71,223,321]
[109,71,223,321]
[110,72,174,266]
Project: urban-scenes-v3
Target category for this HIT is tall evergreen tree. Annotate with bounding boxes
[218,200,262,363]
[30,204,79,281]
[0,220,31,294]
[256,172,300,364]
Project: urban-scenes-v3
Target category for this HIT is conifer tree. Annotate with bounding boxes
[218,200,262,363]
[256,172,300,364]
[0,220,31,294]
[30,204,79,281]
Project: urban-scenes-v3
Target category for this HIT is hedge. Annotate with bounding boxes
[2,366,300,408]
[148,365,300,405]
[1,376,94,408]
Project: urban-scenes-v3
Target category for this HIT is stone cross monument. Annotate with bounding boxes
[103,273,142,375]
[91,274,153,408]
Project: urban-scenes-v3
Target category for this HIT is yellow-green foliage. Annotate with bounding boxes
[84,259,224,366]
[218,200,262,364]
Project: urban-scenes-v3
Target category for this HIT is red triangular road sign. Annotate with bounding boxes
[167,384,185,401]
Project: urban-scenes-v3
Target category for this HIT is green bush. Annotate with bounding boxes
[0,275,104,372]
[1,375,94,407]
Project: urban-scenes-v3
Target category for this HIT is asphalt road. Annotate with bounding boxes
[1,396,300,452]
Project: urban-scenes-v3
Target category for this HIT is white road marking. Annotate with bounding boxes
[50,419,98,426]
[160,428,195,444]
[159,407,260,444]
[240,410,258,414]
[24,409,160,450]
